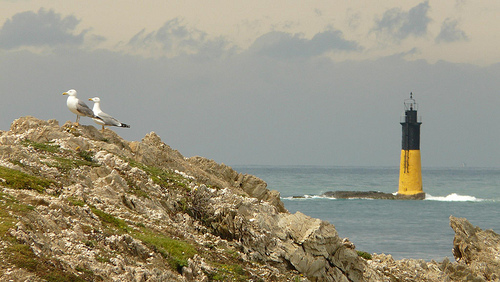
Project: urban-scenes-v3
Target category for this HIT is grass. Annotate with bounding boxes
[134,229,197,272]
[88,203,198,273]
[89,206,131,233]
[20,139,99,173]
[5,242,102,281]
[209,263,248,281]
[0,192,101,281]
[0,192,33,236]
[0,165,54,192]
[128,160,189,190]
[8,159,25,167]
[67,196,86,207]
[21,139,60,153]
[44,156,99,172]
[95,252,111,263]
[122,177,150,199]
[77,150,95,162]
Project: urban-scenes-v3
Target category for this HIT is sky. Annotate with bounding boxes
[1,0,500,168]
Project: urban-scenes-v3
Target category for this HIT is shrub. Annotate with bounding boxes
[357,250,372,260]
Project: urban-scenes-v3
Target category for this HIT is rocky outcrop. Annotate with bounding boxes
[0,116,367,281]
[450,215,500,281]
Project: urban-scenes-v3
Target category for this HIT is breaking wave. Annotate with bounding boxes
[282,195,332,200]
[424,193,484,202]
[283,193,489,202]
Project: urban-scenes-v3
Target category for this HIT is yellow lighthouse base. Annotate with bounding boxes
[398,150,425,199]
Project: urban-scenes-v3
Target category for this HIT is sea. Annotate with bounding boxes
[232,165,500,261]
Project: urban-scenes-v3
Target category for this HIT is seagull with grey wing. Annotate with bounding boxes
[88,97,130,133]
[63,89,102,125]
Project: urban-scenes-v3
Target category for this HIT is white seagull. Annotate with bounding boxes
[88,97,130,133]
[63,89,102,125]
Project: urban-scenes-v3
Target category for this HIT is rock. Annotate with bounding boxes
[450,215,500,281]
[0,116,367,281]
[323,190,397,200]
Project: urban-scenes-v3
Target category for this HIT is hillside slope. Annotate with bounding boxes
[0,116,370,281]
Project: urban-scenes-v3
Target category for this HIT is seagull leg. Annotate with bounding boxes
[102,126,105,133]
[75,115,80,126]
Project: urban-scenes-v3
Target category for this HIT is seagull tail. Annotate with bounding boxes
[120,123,131,128]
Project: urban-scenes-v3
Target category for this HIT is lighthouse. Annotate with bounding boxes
[398,93,425,199]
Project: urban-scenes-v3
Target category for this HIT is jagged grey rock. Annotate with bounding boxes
[0,116,366,281]
[450,215,500,281]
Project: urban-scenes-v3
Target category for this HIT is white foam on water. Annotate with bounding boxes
[282,195,335,200]
[283,192,489,202]
[425,193,484,202]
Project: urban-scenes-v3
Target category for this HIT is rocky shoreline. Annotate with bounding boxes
[0,116,498,281]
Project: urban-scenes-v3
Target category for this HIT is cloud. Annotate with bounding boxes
[0,8,86,49]
[435,18,468,43]
[373,1,431,41]
[1,42,500,167]
[248,28,360,58]
[127,18,235,58]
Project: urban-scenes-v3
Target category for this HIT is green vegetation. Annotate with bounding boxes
[20,139,99,173]
[5,242,102,281]
[0,192,33,235]
[0,192,101,281]
[89,206,131,233]
[44,155,99,172]
[67,196,86,207]
[135,229,197,272]
[357,250,372,260]
[95,252,111,263]
[0,134,256,280]
[77,150,95,162]
[8,159,25,167]
[128,160,189,190]
[86,190,198,274]
[122,177,150,199]
[0,166,53,192]
[22,139,60,153]
[209,263,248,281]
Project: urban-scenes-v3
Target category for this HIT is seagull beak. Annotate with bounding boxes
[88,98,92,101]
[63,92,68,95]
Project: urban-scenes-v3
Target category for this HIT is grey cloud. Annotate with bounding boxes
[127,18,234,58]
[248,29,360,58]
[373,1,431,41]
[0,8,86,49]
[435,18,468,43]
[1,46,500,167]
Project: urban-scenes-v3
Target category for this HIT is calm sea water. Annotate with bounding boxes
[233,166,500,261]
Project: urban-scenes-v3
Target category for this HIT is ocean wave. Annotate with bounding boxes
[424,193,484,202]
[282,195,334,200]
[282,192,489,202]
[282,195,378,200]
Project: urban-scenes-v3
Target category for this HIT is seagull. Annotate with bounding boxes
[88,97,130,133]
[62,89,102,125]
